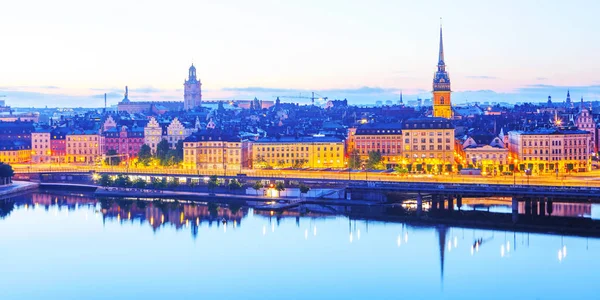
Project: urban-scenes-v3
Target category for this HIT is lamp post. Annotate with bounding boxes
[513,159,519,185]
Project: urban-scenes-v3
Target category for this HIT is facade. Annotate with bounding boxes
[574,100,596,152]
[463,136,509,173]
[66,131,103,164]
[353,123,404,167]
[0,141,31,163]
[252,136,345,169]
[401,118,455,172]
[50,128,68,163]
[507,127,592,173]
[103,126,144,159]
[31,130,52,163]
[144,117,163,154]
[432,26,453,119]
[183,131,250,171]
[184,64,202,110]
[166,118,197,148]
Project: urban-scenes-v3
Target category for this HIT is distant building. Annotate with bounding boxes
[117,86,184,114]
[184,64,202,110]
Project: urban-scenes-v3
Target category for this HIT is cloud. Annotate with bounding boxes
[135,86,164,94]
[535,77,548,80]
[465,75,498,80]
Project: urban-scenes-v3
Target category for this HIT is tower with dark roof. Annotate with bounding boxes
[432,22,453,119]
[184,64,202,110]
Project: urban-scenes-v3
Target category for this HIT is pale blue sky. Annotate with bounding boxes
[1,0,598,106]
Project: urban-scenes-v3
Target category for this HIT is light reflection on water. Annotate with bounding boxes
[0,192,598,299]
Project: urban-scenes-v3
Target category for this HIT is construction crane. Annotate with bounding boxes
[276,92,328,106]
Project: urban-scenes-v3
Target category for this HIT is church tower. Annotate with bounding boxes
[432,24,453,119]
[184,64,202,110]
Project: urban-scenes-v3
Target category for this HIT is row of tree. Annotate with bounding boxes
[96,174,312,197]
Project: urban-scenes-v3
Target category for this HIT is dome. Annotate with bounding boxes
[189,64,196,72]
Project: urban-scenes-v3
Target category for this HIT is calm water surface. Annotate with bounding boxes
[0,191,599,300]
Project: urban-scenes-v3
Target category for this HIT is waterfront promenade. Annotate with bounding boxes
[11,164,600,188]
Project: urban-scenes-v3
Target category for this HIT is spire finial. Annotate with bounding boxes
[125,86,128,98]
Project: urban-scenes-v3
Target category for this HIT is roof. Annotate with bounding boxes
[255,136,344,144]
[355,123,403,135]
[184,130,240,143]
[402,117,454,130]
[509,127,590,136]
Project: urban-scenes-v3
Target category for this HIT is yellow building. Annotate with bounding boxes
[183,132,252,172]
[253,136,345,169]
[432,25,453,119]
[402,118,455,173]
[66,130,103,164]
[0,141,31,163]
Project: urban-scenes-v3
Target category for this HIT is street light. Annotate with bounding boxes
[513,159,519,185]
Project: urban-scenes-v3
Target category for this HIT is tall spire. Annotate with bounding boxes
[438,18,445,65]
[399,90,403,105]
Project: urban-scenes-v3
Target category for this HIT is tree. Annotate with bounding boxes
[208,175,219,193]
[228,179,242,190]
[366,151,384,170]
[138,144,152,166]
[164,149,181,166]
[299,184,310,198]
[156,139,170,163]
[114,174,132,187]
[175,140,184,162]
[393,165,408,176]
[0,163,14,185]
[275,181,285,196]
[252,181,264,195]
[98,174,112,187]
[104,149,121,166]
[133,178,147,188]
[348,149,361,169]
[167,177,180,188]
[292,159,307,169]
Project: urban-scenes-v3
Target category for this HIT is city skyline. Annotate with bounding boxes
[2,0,600,107]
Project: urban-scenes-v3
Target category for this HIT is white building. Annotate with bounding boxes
[144,117,163,154]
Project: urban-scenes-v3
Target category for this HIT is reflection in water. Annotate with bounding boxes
[0,191,599,299]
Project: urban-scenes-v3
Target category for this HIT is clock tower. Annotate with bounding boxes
[432,24,453,119]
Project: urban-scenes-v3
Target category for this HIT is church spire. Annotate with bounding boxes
[399,90,403,105]
[438,21,445,65]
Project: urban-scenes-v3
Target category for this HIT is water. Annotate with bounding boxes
[0,191,599,300]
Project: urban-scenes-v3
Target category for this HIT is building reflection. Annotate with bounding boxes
[100,199,248,238]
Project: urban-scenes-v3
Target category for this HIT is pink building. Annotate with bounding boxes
[50,128,67,163]
[103,125,144,159]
